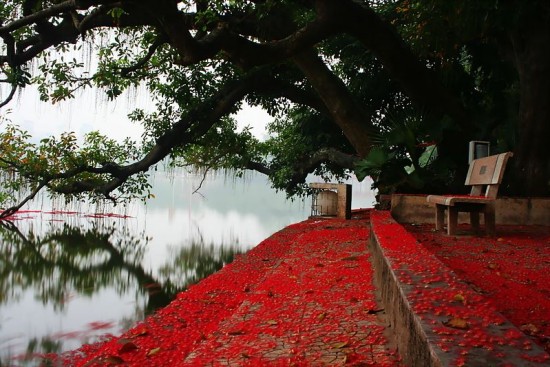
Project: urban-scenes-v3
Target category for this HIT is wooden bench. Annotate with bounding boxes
[426,152,513,236]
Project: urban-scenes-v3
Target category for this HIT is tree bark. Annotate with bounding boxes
[293,50,372,158]
[509,18,550,196]
[337,1,468,127]
[314,0,473,179]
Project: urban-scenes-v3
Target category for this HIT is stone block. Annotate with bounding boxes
[391,194,550,226]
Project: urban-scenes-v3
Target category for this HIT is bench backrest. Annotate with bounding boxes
[465,152,513,198]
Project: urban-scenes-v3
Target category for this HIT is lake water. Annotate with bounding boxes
[0,171,375,365]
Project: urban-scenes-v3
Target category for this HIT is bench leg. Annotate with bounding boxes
[470,211,480,233]
[447,207,458,235]
[485,204,496,236]
[435,205,445,231]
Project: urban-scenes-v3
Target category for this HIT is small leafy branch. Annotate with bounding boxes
[0,125,151,219]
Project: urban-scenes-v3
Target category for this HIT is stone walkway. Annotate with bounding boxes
[45,209,550,366]
[50,210,401,366]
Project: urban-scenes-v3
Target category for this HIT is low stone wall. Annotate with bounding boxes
[369,211,550,367]
[391,194,550,225]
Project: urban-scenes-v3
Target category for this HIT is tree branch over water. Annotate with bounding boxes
[1,0,548,207]
[0,68,269,218]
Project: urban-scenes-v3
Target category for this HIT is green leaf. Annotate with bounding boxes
[354,147,391,181]
[418,145,437,168]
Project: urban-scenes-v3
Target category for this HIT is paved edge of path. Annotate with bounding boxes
[369,210,550,367]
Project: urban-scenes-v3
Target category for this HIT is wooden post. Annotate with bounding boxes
[435,204,445,231]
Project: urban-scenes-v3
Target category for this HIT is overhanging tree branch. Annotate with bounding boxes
[335,0,469,128]
[0,180,48,219]
[0,0,76,34]
[288,148,359,189]
[0,67,272,217]
[1,3,158,68]
[157,1,340,68]
[0,83,17,108]
[120,37,166,76]
[3,0,536,201]
[293,49,373,157]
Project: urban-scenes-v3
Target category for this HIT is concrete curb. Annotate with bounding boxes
[369,228,442,367]
[369,210,550,367]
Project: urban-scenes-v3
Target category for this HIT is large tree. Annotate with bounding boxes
[0,0,548,216]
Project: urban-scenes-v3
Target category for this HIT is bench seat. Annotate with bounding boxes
[426,194,491,206]
[426,152,513,236]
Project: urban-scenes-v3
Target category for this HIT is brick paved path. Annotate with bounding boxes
[183,215,400,366]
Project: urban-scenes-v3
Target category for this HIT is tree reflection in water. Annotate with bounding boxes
[158,231,241,292]
[0,218,243,365]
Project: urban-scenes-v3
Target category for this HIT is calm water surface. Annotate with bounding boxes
[0,171,375,365]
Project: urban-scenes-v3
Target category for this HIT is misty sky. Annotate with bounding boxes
[1,84,271,143]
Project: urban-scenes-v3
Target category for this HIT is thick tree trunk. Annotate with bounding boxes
[293,50,372,158]
[509,20,550,196]
[337,1,468,127]
[319,0,472,185]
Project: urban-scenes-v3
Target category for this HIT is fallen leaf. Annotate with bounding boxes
[317,312,326,321]
[344,264,359,269]
[520,323,539,335]
[147,347,161,356]
[130,328,148,337]
[84,356,125,366]
[227,330,246,336]
[82,357,104,367]
[331,341,350,349]
[341,256,359,261]
[444,317,469,330]
[118,341,138,353]
[468,284,488,294]
[453,293,466,304]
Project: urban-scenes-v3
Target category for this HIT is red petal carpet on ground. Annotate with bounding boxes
[43,210,400,366]
[406,224,550,354]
